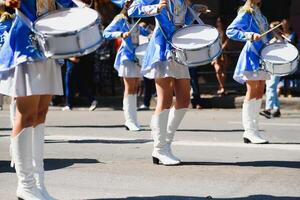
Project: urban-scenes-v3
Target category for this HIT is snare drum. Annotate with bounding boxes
[33,7,103,59]
[135,43,148,66]
[171,24,222,67]
[261,42,299,76]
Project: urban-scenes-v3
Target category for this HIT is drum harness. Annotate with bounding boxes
[155,2,205,64]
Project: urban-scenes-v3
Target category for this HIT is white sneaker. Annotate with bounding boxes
[62,106,72,111]
[89,100,98,111]
[138,104,150,111]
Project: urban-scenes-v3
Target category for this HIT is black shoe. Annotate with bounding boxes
[259,110,271,119]
[272,109,281,118]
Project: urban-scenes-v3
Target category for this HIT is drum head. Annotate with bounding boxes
[172,25,219,50]
[261,43,299,64]
[34,7,99,34]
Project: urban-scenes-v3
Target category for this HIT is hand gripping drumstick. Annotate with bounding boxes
[281,34,292,43]
[260,22,283,38]
[129,18,142,34]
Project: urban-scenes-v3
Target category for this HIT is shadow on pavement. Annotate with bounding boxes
[48,125,126,129]
[181,161,300,169]
[0,158,101,173]
[178,129,244,132]
[87,195,299,200]
[0,128,11,131]
[46,139,152,144]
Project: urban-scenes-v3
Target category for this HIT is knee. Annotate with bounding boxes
[18,113,37,128]
[176,95,190,108]
[36,107,49,123]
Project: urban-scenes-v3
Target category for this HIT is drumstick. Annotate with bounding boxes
[129,18,142,34]
[260,22,283,38]
[281,34,292,43]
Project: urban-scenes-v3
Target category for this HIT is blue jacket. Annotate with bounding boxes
[0,0,75,73]
[103,14,150,72]
[0,17,13,49]
[226,10,272,84]
[128,0,195,75]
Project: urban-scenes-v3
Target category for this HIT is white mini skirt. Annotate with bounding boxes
[118,60,141,78]
[0,59,63,97]
[144,59,190,80]
[242,70,271,82]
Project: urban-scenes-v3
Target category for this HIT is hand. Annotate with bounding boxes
[122,32,131,39]
[252,33,262,41]
[193,4,209,14]
[158,0,167,12]
[69,57,80,63]
[5,0,21,8]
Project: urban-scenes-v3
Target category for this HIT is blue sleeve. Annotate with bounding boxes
[128,0,160,18]
[103,16,124,40]
[139,25,150,36]
[56,0,75,8]
[226,11,254,42]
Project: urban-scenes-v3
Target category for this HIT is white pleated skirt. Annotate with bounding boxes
[0,59,63,97]
[118,60,141,78]
[242,70,270,82]
[144,59,190,80]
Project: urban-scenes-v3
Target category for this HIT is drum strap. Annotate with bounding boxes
[15,9,35,32]
[156,5,204,48]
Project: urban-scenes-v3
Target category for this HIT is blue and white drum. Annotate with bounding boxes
[34,7,103,59]
[260,42,299,76]
[171,24,222,67]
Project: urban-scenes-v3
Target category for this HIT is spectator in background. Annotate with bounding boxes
[280,18,299,97]
[139,77,155,110]
[260,21,282,119]
[62,55,98,111]
[212,17,229,96]
[189,67,202,109]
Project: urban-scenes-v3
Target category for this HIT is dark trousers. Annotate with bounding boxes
[65,54,95,108]
[143,77,155,107]
[189,67,202,105]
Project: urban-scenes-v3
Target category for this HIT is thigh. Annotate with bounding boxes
[174,79,191,108]
[154,77,174,113]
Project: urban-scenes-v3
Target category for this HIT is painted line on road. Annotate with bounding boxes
[46,135,300,151]
[228,121,300,127]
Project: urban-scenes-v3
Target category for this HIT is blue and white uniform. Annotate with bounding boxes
[226,7,272,84]
[103,13,150,78]
[128,0,197,79]
[0,0,75,97]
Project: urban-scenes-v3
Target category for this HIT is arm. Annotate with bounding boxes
[128,0,162,18]
[103,16,124,40]
[226,11,256,42]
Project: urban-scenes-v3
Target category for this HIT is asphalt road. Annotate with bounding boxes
[0,107,300,200]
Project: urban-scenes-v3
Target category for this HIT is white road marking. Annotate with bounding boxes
[228,121,300,127]
[46,135,300,151]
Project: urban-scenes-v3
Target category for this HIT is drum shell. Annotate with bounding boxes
[34,8,103,59]
[171,24,222,67]
[260,42,299,76]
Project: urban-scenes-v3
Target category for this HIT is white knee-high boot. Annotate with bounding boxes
[242,100,268,144]
[123,95,141,131]
[151,109,180,165]
[254,98,262,131]
[11,128,46,200]
[166,107,187,162]
[10,99,16,128]
[33,124,56,200]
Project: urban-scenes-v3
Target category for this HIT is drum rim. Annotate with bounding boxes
[260,42,300,65]
[33,7,100,36]
[171,24,220,50]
